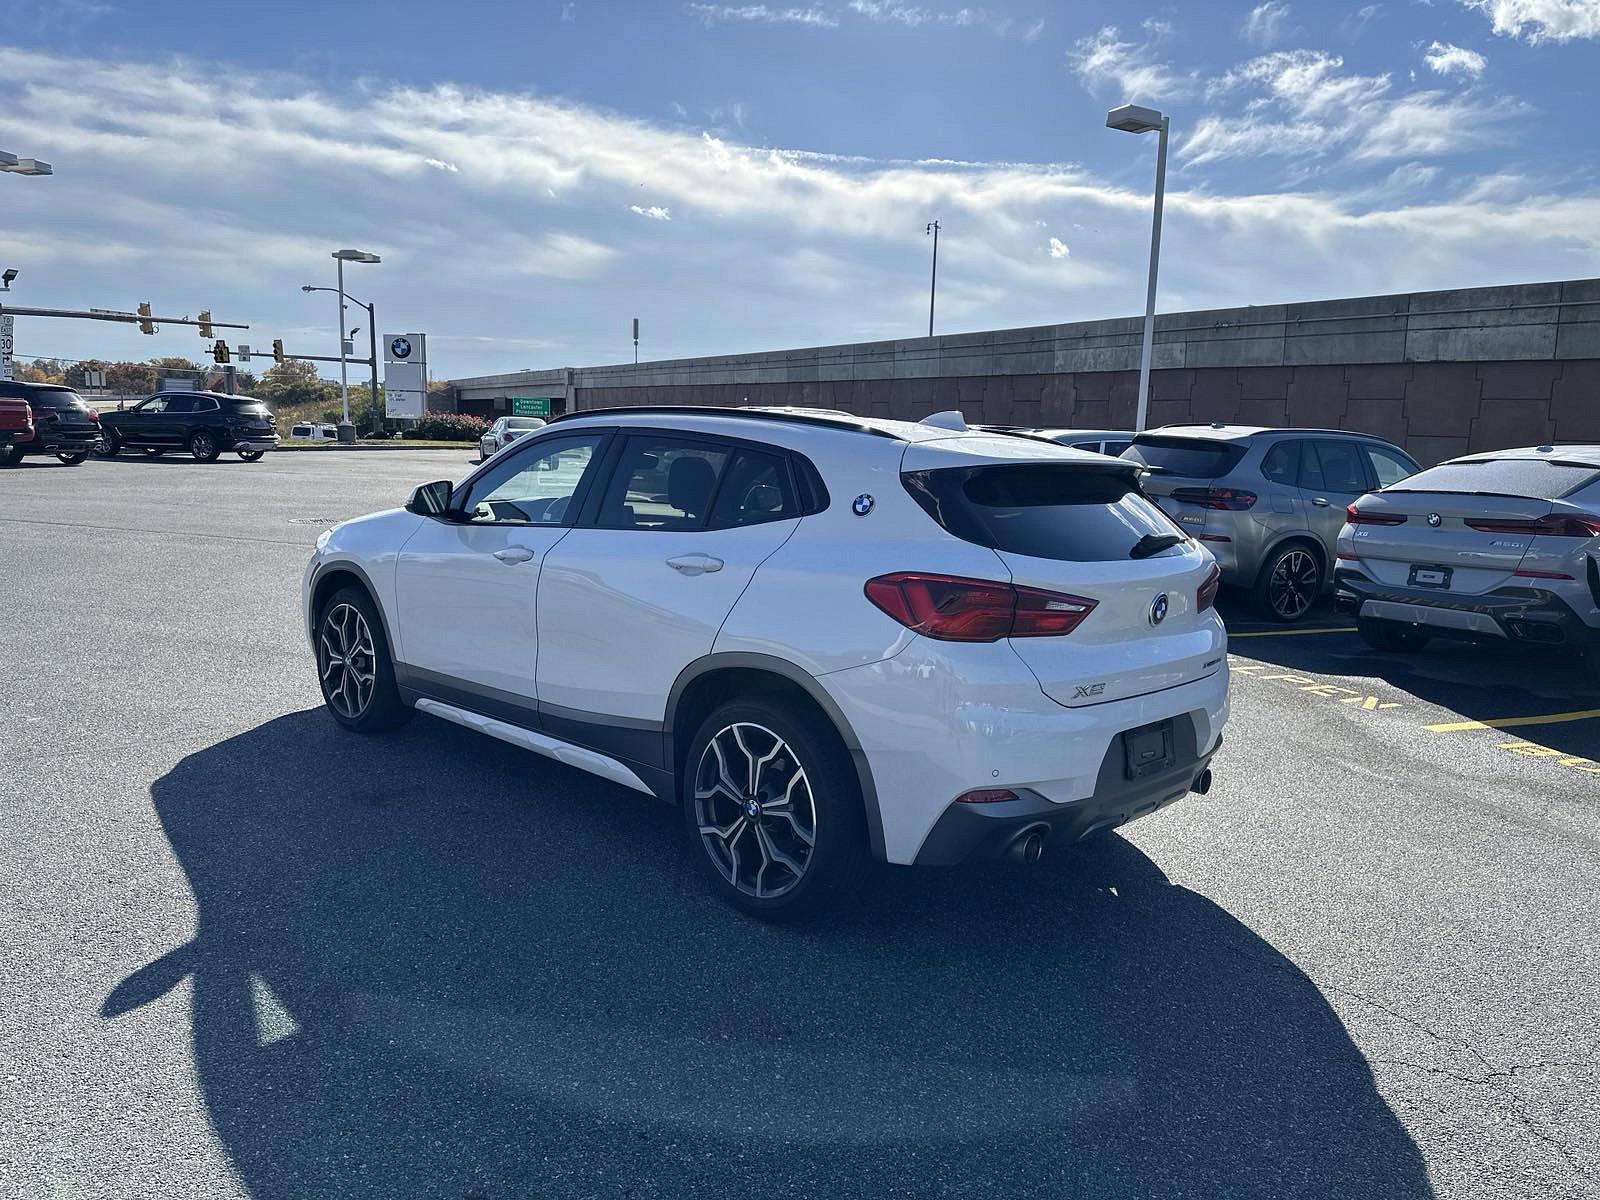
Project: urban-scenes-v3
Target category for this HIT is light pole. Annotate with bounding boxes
[331,249,380,441]
[925,220,940,338]
[1106,103,1169,433]
[1,153,50,383]
[303,285,379,430]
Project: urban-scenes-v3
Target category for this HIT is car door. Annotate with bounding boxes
[535,432,803,748]
[121,396,167,444]
[154,396,195,446]
[1300,439,1370,562]
[391,430,608,720]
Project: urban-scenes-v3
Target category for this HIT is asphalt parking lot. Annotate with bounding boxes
[3,449,1597,1200]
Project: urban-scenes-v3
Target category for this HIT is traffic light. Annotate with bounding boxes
[272,339,285,365]
[137,302,155,335]
[198,310,213,339]
[212,340,230,365]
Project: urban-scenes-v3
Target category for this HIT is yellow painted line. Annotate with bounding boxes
[1229,626,1358,638]
[1426,708,1600,733]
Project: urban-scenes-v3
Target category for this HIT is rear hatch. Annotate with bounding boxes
[1123,433,1252,537]
[1351,457,1600,594]
[227,400,277,433]
[25,386,98,433]
[901,444,1224,708]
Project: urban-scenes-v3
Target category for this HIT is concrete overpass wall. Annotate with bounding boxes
[449,279,1600,465]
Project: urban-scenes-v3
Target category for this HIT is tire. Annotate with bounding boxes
[238,448,265,462]
[1254,542,1323,622]
[682,697,868,921]
[188,429,220,462]
[143,447,166,457]
[57,453,87,466]
[96,430,120,458]
[1357,616,1431,653]
[0,445,20,467]
[315,586,412,733]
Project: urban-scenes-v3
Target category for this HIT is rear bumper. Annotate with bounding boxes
[816,638,1229,866]
[228,432,280,450]
[914,719,1218,865]
[14,427,98,453]
[1334,568,1600,647]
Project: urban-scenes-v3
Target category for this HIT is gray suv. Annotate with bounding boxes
[1124,425,1420,620]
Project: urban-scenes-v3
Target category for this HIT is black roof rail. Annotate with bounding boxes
[548,404,907,440]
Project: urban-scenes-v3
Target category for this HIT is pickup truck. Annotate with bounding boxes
[0,395,34,462]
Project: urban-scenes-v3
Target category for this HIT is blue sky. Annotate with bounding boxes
[2,0,1599,380]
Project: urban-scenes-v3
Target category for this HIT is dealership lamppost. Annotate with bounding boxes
[1,153,51,381]
[330,249,380,441]
[1106,104,1169,433]
[302,285,379,431]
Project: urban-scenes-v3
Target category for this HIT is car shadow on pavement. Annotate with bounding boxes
[110,709,1433,1200]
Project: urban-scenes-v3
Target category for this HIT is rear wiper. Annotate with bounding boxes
[1130,532,1184,559]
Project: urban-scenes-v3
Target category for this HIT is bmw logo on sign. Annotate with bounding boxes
[390,337,413,360]
[1427,512,1443,528]
[1149,592,1169,626]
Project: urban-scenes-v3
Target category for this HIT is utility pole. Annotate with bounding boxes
[633,317,639,364]
[925,220,940,338]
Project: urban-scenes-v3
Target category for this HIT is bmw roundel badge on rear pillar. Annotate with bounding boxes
[852,494,875,516]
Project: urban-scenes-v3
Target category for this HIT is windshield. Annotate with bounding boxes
[1123,436,1248,479]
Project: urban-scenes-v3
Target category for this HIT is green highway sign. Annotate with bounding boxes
[511,395,553,417]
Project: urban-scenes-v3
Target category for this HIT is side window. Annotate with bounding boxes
[1364,444,1416,489]
[1298,441,1325,490]
[1102,440,1132,457]
[164,397,195,414]
[1315,440,1368,493]
[709,448,799,528]
[595,435,730,531]
[1261,441,1299,485]
[193,398,219,412]
[460,433,604,526]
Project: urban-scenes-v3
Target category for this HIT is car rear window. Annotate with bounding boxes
[226,400,271,417]
[1123,435,1248,479]
[903,464,1181,562]
[506,417,545,430]
[25,388,86,410]
[1388,458,1600,501]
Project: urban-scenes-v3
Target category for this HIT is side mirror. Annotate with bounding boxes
[406,479,454,516]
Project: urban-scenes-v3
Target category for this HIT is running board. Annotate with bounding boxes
[413,697,655,796]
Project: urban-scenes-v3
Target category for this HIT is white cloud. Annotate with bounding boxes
[1424,40,1488,75]
[1461,0,1600,42]
[1047,237,1070,258]
[503,233,618,279]
[846,2,1025,36]
[1342,4,1381,38]
[1187,49,1520,165]
[1021,17,1045,41]
[1243,1,1296,46]
[561,2,576,20]
[1069,25,1193,101]
[686,3,838,26]
[630,204,673,220]
[423,157,460,172]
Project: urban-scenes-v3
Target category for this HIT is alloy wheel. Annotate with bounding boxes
[693,722,817,900]
[1269,549,1319,619]
[192,433,215,458]
[319,603,377,720]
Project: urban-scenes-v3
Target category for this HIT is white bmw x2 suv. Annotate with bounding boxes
[303,406,1230,918]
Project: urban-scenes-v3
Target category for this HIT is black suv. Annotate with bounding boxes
[99,391,279,462]
[0,380,101,466]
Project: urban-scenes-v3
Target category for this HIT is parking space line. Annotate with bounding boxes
[1228,627,1358,638]
[1425,709,1600,734]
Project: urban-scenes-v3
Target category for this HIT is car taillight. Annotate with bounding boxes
[1196,563,1221,612]
[1466,514,1600,537]
[1346,503,1406,525]
[85,408,100,422]
[1514,568,1575,580]
[1171,486,1257,510]
[863,572,1097,642]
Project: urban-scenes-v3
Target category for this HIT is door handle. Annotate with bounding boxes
[493,546,536,564]
[666,553,724,575]
[1311,497,1331,507]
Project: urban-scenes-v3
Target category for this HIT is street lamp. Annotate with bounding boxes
[1106,103,1169,433]
[303,284,380,435]
[330,249,380,441]
[925,220,940,338]
[0,152,53,176]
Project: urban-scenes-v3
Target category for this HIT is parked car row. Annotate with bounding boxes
[0,384,282,466]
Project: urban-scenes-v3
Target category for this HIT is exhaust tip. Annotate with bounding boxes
[1192,768,1213,796]
[1006,826,1048,865]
